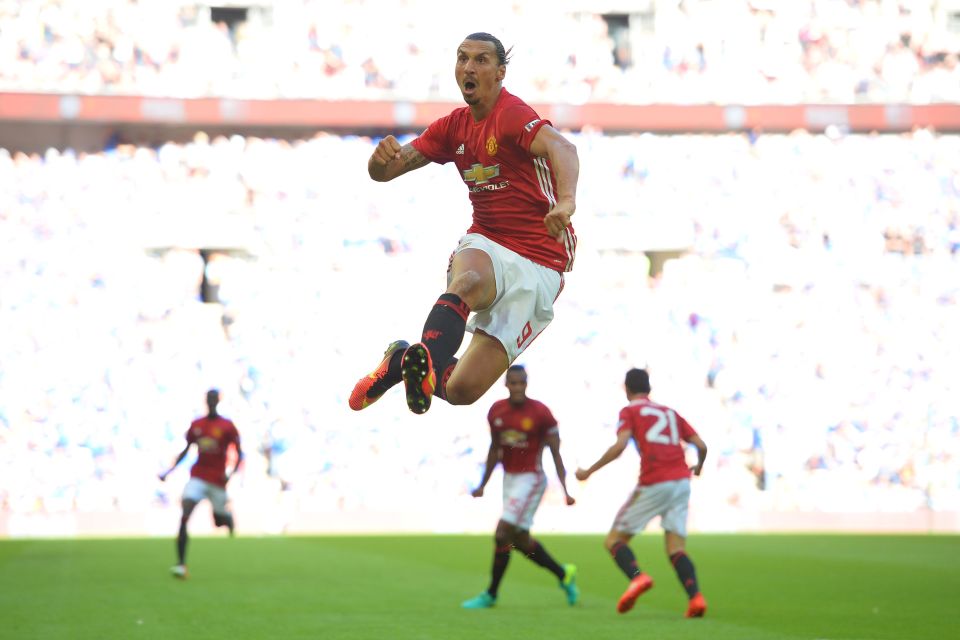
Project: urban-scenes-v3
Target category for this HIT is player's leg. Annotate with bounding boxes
[463,520,513,609]
[608,483,665,613]
[516,528,579,605]
[604,530,643,580]
[488,520,515,598]
[661,479,705,617]
[173,498,198,578]
[210,485,235,537]
[515,528,565,581]
[403,247,496,413]
[666,531,706,617]
[661,481,705,617]
[443,237,562,406]
[442,331,509,405]
[607,530,654,613]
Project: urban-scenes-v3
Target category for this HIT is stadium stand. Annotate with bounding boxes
[0,0,957,535]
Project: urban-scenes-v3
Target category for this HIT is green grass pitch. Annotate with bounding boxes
[1,534,957,639]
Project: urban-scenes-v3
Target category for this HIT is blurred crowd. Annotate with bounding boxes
[0,0,958,104]
[0,126,957,533]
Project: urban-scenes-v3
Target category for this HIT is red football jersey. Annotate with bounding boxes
[186,416,240,487]
[617,398,698,486]
[411,88,576,272]
[488,397,558,473]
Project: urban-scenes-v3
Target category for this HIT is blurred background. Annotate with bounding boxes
[0,0,957,538]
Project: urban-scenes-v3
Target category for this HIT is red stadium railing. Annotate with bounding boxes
[1,92,959,132]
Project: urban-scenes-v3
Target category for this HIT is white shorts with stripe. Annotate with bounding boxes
[449,233,562,363]
[501,471,547,530]
[611,478,691,538]
[182,478,230,515]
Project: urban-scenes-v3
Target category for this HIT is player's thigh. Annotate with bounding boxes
[465,249,561,364]
[447,246,497,310]
[182,478,208,509]
[660,480,691,538]
[207,485,229,516]
[444,331,509,405]
[501,472,547,531]
[612,484,670,535]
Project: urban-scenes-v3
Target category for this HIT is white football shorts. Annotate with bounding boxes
[611,478,691,538]
[449,233,563,363]
[182,477,230,515]
[501,471,547,530]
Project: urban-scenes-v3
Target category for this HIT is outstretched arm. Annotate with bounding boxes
[226,441,243,484]
[575,429,632,481]
[545,431,575,505]
[159,444,191,481]
[529,125,579,242]
[368,135,431,182]
[687,434,708,476]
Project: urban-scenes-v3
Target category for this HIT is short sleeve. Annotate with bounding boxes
[411,114,455,164]
[538,403,558,435]
[616,407,632,435]
[500,103,551,154]
[677,413,698,440]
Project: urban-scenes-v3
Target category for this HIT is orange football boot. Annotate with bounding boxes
[617,573,654,614]
[401,343,436,415]
[685,592,707,618]
[348,340,409,411]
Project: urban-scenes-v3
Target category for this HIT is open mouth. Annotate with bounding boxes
[463,80,477,92]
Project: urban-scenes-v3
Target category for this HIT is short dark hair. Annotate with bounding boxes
[506,364,527,381]
[624,368,651,394]
[464,32,512,66]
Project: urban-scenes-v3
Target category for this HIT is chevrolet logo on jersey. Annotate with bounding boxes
[197,436,220,453]
[501,430,527,447]
[463,163,500,185]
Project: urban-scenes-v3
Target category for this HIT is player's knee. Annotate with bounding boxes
[443,377,485,405]
[181,500,198,519]
[604,532,625,552]
[447,270,495,310]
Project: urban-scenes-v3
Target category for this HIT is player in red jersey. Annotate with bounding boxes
[576,369,709,618]
[461,365,578,609]
[349,32,579,415]
[159,389,242,579]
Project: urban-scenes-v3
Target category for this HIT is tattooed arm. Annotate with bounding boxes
[368,135,430,182]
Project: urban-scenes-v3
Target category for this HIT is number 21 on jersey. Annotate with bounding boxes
[642,406,679,445]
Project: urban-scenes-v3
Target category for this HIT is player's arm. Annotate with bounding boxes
[686,434,708,476]
[575,429,632,481]
[472,433,501,498]
[226,438,243,484]
[159,443,191,482]
[544,430,575,506]
[368,135,430,182]
[529,124,579,241]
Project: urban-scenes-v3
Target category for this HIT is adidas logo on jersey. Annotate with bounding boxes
[456,144,465,155]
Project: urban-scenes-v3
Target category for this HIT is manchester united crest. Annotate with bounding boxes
[486,136,498,156]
